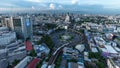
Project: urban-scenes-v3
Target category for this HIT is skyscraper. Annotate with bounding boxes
[10,16,32,40]
[65,14,70,24]
[22,16,33,40]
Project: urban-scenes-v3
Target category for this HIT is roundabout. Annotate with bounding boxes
[50,29,83,48]
[47,28,85,67]
[59,33,73,42]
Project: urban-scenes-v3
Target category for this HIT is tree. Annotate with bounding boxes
[36,59,44,68]
[36,63,40,68]
[96,62,105,68]
[12,59,20,66]
[55,55,62,68]
[89,52,101,59]
[45,23,57,29]
[43,35,54,49]
[29,49,37,57]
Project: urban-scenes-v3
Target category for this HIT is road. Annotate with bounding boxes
[47,28,86,68]
[47,43,70,68]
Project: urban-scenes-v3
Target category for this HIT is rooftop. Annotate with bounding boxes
[68,62,78,68]
[0,31,16,38]
[26,58,40,68]
[0,27,8,31]
[34,43,50,53]
[15,56,32,68]
[109,57,120,67]
[25,41,33,51]
[0,49,7,54]
[91,48,98,53]
[105,45,118,54]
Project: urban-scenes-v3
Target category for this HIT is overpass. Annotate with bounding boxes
[47,28,85,68]
[47,43,70,68]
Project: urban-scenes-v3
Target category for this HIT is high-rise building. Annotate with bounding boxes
[10,16,33,40]
[0,16,11,28]
[65,14,70,23]
[22,16,33,40]
[0,16,3,27]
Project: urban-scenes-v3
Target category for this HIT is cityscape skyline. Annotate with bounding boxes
[0,0,120,14]
[1,1,120,68]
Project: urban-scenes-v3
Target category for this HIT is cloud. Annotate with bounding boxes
[58,5,63,9]
[0,0,120,14]
[26,0,42,2]
[49,3,55,9]
[32,6,35,9]
[71,0,79,5]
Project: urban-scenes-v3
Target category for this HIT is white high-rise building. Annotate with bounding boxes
[65,14,71,24]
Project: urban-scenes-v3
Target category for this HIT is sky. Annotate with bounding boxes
[0,0,120,14]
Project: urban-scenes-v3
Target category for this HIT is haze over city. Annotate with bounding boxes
[0,0,120,14]
[1,0,120,68]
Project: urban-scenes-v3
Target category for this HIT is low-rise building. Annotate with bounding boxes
[26,58,40,68]
[84,52,91,62]
[94,36,106,46]
[41,63,47,68]
[68,62,84,68]
[14,56,32,68]
[75,44,85,52]
[0,31,16,46]
[25,41,33,51]
[0,49,7,60]
[91,48,98,53]
[32,36,42,42]
[0,59,8,68]
[34,43,50,57]
[107,58,120,68]
[68,62,78,68]
[0,40,27,64]
[63,47,79,60]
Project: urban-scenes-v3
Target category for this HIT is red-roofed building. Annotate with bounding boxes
[25,41,33,51]
[26,58,40,68]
